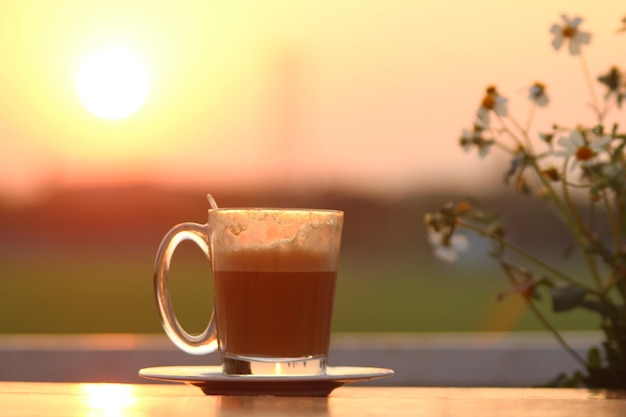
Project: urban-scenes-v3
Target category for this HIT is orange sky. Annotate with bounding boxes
[0,0,622,204]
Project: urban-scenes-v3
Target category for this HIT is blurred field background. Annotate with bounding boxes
[0,186,598,334]
[0,1,619,337]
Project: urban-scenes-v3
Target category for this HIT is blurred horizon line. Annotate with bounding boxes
[0,176,512,209]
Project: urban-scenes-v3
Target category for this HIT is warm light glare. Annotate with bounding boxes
[77,48,149,120]
[0,1,620,203]
[82,383,137,417]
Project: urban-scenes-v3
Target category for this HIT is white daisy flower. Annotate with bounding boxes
[529,82,549,107]
[550,15,591,55]
[460,129,476,153]
[539,132,554,146]
[427,228,468,263]
[554,130,612,170]
[460,128,491,159]
[600,161,624,180]
[476,86,508,126]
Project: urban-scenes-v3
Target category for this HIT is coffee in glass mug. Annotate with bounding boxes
[154,206,343,376]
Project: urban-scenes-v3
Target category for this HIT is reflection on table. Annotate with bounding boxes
[1,382,626,417]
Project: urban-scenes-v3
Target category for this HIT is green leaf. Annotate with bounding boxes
[613,140,626,164]
[587,347,602,368]
[540,371,584,388]
[504,152,527,184]
[581,300,607,315]
[550,285,587,312]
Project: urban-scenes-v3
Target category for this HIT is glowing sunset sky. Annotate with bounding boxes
[0,0,622,203]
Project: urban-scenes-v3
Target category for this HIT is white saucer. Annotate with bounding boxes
[139,366,394,396]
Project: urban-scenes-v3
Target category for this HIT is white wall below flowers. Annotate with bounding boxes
[0,332,598,387]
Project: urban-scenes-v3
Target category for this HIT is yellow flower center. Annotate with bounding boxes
[481,94,495,109]
[576,146,594,161]
[541,167,560,182]
[562,25,576,38]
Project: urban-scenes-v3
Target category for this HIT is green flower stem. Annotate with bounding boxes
[495,113,537,158]
[526,291,588,367]
[613,189,624,259]
[617,198,624,258]
[493,114,526,150]
[579,52,602,123]
[525,101,537,133]
[488,121,563,222]
[602,190,623,258]
[526,156,589,256]
[508,114,535,154]
[560,160,604,290]
[492,140,516,155]
[560,180,592,189]
[506,268,588,367]
[606,189,626,302]
[459,220,601,295]
[529,160,568,211]
[480,124,608,296]
[560,164,623,324]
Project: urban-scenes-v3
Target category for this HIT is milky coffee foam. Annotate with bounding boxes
[209,209,343,272]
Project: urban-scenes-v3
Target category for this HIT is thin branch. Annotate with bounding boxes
[602,190,621,254]
[526,295,588,367]
[560,160,604,289]
[525,101,537,133]
[459,220,600,295]
[579,52,601,123]
[500,263,587,367]
[508,114,535,154]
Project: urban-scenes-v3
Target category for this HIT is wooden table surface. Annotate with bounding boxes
[1,381,625,417]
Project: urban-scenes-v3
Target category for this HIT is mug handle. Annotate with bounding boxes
[153,222,218,355]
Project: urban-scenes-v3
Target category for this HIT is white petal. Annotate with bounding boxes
[569,160,580,171]
[536,94,549,107]
[550,24,562,35]
[596,134,613,146]
[601,163,622,178]
[555,136,571,147]
[473,118,487,130]
[494,96,509,116]
[427,228,442,246]
[575,31,591,45]
[476,107,490,126]
[570,16,583,28]
[591,135,612,152]
[570,130,585,146]
[451,234,469,252]
[551,35,564,51]
[434,246,458,263]
[568,40,582,55]
[554,136,575,156]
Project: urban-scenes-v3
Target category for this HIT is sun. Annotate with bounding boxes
[77,48,149,120]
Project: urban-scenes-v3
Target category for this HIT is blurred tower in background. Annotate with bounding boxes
[274,45,302,190]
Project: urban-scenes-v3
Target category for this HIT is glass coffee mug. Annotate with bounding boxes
[154,206,344,376]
